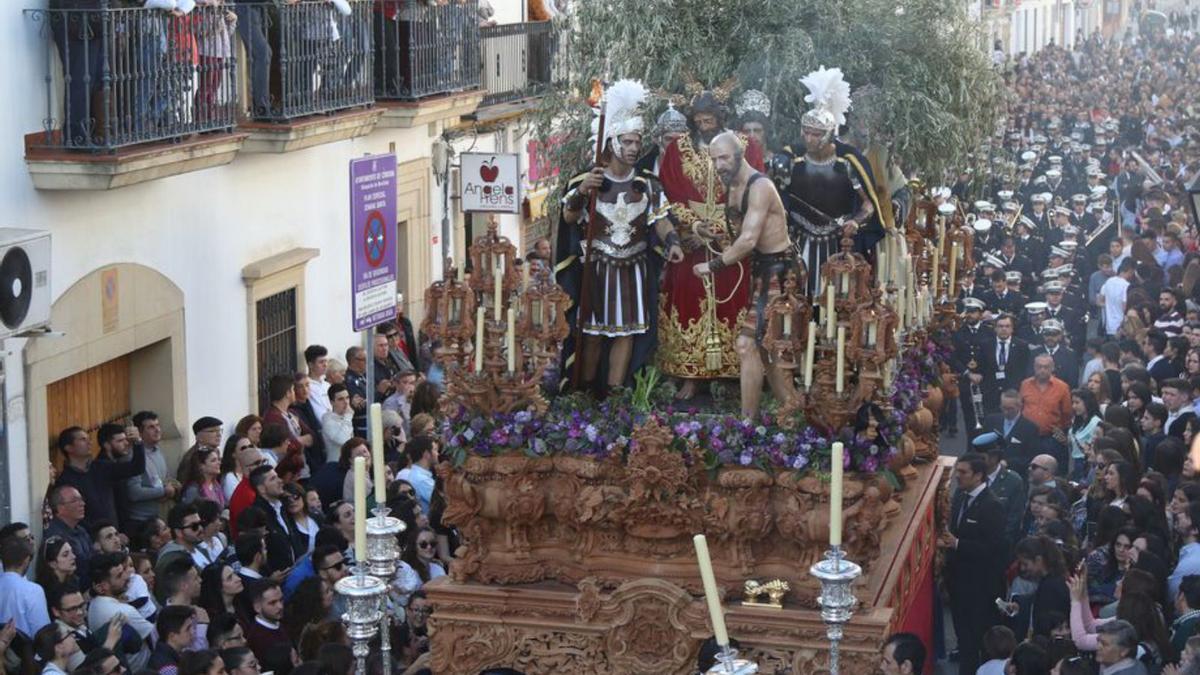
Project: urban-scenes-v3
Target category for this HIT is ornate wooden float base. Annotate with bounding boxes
[427,458,951,675]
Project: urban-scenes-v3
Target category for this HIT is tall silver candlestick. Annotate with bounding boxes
[366,506,406,675]
[336,563,387,675]
[809,546,862,675]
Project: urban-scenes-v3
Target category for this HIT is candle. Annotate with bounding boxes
[884,361,894,389]
[931,244,940,297]
[692,534,730,647]
[521,261,530,289]
[897,287,906,330]
[825,285,835,340]
[474,307,485,372]
[493,265,503,321]
[456,259,465,283]
[369,403,386,506]
[782,311,793,337]
[804,322,816,388]
[531,299,542,328]
[877,240,888,285]
[839,271,849,296]
[948,242,960,296]
[353,456,367,563]
[830,442,844,547]
[888,236,899,285]
[835,326,845,393]
[867,321,877,348]
[506,307,516,372]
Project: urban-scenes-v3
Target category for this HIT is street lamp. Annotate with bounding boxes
[1187,172,1200,231]
[433,135,456,273]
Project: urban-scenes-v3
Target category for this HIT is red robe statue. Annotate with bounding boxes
[656,133,764,380]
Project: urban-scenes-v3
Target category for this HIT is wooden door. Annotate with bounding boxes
[46,355,132,469]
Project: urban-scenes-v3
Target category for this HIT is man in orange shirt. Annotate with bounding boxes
[1018,353,1072,472]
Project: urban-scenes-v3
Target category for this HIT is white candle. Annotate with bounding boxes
[692,534,730,647]
[839,271,849,296]
[830,442,844,547]
[948,242,960,297]
[897,287,906,330]
[782,312,793,337]
[369,403,386,506]
[804,322,816,388]
[474,307,485,372]
[867,321,877,348]
[353,456,367,562]
[826,285,836,340]
[493,258,503,321]
[877,240,888,285]
[835,326,845,393]
[522,261,529,289]
[506,307,516,372]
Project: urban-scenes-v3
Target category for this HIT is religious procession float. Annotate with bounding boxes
[372,1,1003,673]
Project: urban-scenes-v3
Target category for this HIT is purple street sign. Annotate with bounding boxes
[349,154,398,332]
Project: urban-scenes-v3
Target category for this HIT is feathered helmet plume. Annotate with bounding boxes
[591,79,649,147]
[800,66,852,132]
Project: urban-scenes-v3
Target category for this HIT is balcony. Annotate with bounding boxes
[475,20,566,123]
[24,4,246,189]
[237,0,383,153]
[373,0,484,129]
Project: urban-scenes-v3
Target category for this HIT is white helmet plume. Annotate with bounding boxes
[800,66,852,131]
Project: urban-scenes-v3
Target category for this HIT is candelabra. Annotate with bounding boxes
[421,219,570,418]
[335,564,387,675]
[365,506,406,675]
[809,546,863,675]
[705,646,759,675]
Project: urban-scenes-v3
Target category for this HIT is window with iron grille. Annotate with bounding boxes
[255,288,298,413]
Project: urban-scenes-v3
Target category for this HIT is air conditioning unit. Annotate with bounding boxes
[0,229,51,340]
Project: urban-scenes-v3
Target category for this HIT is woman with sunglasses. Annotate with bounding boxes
[283,482,320,556]
[33,622,79,675]
[220,435,253,502]
[183,447,228,509]
[403,528,445,583]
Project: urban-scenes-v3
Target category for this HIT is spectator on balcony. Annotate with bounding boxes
[48,0,107,147]
[195,0,237,124]
[233,0,273,117]
[286,0,352,112]
[477,0,495,27]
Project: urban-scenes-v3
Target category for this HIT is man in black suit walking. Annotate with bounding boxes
[983,389,1041,478]
[986,315,1032,415]
[939,453,1008,675]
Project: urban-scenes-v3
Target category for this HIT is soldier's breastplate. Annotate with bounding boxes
[787,162,855,238]
[593,182,649,259]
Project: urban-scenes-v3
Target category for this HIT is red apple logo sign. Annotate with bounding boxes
[480,158,500,182]
[465,154,518,211]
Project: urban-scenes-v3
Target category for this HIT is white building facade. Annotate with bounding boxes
[0,0,561,527]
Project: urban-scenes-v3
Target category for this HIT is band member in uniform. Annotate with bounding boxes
[951,298,996,446]
[1030,318,1078,388]
[693,132,797,420]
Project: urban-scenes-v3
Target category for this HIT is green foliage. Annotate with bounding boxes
[536,0,1002,194]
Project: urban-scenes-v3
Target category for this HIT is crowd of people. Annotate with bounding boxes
[935,19,1200,675]
[0,306,450,675]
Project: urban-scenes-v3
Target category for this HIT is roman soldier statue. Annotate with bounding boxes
[783,67,885,295]
[555,80,685,392]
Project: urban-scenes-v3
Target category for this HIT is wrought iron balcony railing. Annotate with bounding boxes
[28,3,239,151]
[479,20,567,108]
[373,0,481,101]
[238,0,375,122]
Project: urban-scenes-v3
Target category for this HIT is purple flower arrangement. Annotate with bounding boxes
[443,337,948,475]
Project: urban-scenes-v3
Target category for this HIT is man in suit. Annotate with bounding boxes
[983,389,1041,478]
[977,432,1026,549]
[986,314,1032,415]
[1030,319,1079,390]
[1146,330,1181,387]
[939,453,1008,675]
[248,466,297,575]
[981,271,1025,320]
[1163,377,1198,439]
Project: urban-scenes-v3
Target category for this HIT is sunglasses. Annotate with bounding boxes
[409,606,432,615]
[399,489,415,498]
[417,540,435,549]
[183,522,204,531]
[321,559,346,571]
